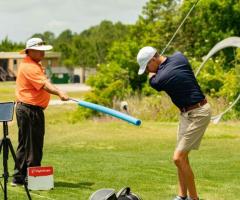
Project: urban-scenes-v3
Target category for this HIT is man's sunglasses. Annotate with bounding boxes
[28,41,46,48]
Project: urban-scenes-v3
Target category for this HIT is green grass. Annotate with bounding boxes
[0,81,16,102]
[1,82,240,199]
[0,104,239,200]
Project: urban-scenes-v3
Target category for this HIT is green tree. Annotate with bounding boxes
[131,0,181,53]
[54,29,74,66]
[0,37,24,51]
[107,39,147,91]
[177,0,240,58]
[73,20,129,67]
[31,31,55,44]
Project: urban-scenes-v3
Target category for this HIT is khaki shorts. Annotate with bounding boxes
[176,103,211,152]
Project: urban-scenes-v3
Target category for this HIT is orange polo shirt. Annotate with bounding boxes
[16,56,50,108]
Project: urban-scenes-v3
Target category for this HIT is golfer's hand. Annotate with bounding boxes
[59,91,69,101]
[148,73,156,79]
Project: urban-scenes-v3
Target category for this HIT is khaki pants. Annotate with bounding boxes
[176,103,211,152]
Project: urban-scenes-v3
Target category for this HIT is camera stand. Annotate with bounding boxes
[0,102,31,200]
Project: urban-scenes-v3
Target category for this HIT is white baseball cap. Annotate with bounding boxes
[20,38,53,54]
[137,46,157,75]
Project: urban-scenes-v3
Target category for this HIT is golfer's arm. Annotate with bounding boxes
[43,80,62,96]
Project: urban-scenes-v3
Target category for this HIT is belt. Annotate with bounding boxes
[180,99,207,113]
[17,102,44,110]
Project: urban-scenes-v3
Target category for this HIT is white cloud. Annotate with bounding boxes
[0,0,148,42]
[46,20,67,29]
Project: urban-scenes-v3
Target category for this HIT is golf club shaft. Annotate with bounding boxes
[161,0,200,55]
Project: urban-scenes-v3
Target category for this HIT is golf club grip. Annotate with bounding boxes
[72,99,141,126]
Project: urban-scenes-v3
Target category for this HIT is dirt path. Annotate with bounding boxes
[53,83,91,92]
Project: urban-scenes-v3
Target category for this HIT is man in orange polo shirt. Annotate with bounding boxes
[12,38,69,186]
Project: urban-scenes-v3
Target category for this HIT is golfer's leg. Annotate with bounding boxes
[175,114,188,197]
[185,157,197,199]
[177,167,187,197]
[173,150,198,199]
[173,150,187,197]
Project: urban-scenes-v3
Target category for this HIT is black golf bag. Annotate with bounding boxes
[117,187,142,200]
[89,187,142,200]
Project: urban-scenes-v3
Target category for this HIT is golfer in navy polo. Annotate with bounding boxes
[137,47,211,200]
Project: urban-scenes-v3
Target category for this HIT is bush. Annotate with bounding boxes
[192,56,239,103]
[114,94,239,122]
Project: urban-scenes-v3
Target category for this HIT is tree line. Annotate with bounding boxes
[1,0,239,118]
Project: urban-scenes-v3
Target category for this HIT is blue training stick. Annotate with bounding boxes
[70,98,141,126]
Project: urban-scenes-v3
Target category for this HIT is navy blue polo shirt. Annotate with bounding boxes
[149,51,205,109]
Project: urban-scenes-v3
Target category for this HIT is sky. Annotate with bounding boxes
[0,0,148,43]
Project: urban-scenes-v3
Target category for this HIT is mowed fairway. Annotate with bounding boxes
[0,103,239,200]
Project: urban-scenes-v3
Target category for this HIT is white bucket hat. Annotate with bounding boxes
[20,38,53,54]
[137,46,157,75]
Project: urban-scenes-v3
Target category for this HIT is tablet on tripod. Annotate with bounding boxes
[0,102,14,122]
[0,102,32,199]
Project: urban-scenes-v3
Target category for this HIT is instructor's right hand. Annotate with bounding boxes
[59,91,69,101]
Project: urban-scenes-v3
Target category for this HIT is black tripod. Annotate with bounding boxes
[0,102,31,200]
